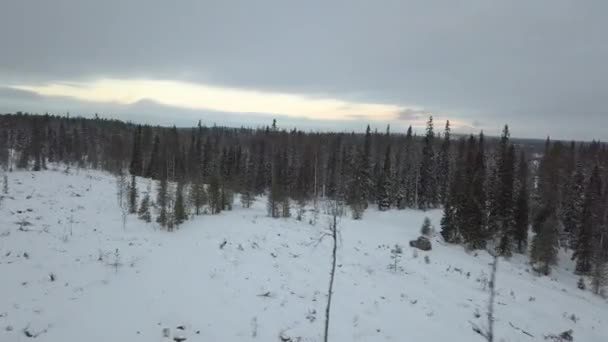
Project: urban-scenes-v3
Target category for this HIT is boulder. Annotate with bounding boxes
[409,236,432,251]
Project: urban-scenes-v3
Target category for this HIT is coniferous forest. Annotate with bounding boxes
[1,112,607,286]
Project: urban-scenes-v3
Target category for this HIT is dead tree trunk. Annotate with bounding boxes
[324,200,340,342]
[487,254,498,342]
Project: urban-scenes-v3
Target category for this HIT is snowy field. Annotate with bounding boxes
[1,169,607,341]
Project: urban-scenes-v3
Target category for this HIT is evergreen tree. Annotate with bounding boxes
[138,192,152,223]
[30,117,43,171]
[189,174,207,215]
[128,174,138,214]
[129,125,143,176]
[530,212,559,275]
[513,150,529,253]
[563,165,585,249]
[156,169,169,227]
[240,153,255,208]
[418,116,437,210]
[575,166,603,274]
[438,120,451,205]
[174,181,187,227]
[268,172,281,218]
[347,126,372,219]
[208,173,222,215]
[461,133,487,249]
[145,135,161,179]
[399,125,417,209]
[492,126,516,257]
[377,144,392,211]
[440,199,458,243]
[267,151,284,218]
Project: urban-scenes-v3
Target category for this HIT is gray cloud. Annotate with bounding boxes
[0,0,607,140]
[397,108,430,121]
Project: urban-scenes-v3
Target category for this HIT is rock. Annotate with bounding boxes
[409,236,432,251]
[559,330,573,341]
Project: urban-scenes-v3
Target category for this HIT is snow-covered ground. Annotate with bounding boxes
[1,169,606,341]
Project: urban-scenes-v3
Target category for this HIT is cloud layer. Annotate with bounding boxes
[1,0,606,140]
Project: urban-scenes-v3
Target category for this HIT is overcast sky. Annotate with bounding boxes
[1,0,606,140]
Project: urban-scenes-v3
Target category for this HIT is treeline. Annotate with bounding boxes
[0,112,607,286]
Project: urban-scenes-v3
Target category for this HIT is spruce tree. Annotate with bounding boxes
[156,170,169,227]
[563,166,585,249]
[418,116,437,210]
[377,144,392,211]
[267,151,284,218]
[440,199,458,243]
[145,135,161,179]
[530,212,559,275]
[513,150,529,253]
[208,173,222,215]
[347,126,372,219]
[189,174,206,215]
[493,126,516,256]
[174,181,187,227]
[138,192,152,223]
[128,174,138,214]
[462,132,487,249]
[575,166,603,274]
[240,153,255,208]
[361,125,373,203]
[438,120,451,205]
[129,125,143,176]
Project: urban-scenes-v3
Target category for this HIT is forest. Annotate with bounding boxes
[1,112,607,292]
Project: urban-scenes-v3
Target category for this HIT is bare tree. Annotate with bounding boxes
[487,254,498,342]
[323,199,342,342]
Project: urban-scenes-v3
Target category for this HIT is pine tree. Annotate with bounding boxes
[145,135,161,179]
[240,153,255,208]
[563,166,585,249]
[513,150,529,253]
[156,172,169,227]
[137,192,152,223]
[377,144,392,211]
[575,166,603,275]
[30,117,43,171]
[399,126,417,209]
[440,199,458,243]
[438,120,451,205]
[208,173,222,215]
[530,212,559,275]
[460,133,487,249]
[128,174,138,214]
[173,181,187,227]
[347,126,372,219]
[493,126,516,257]
[267,152,283,218]
[129,125,143,176]
[189,174,206,215]
[418,116,437,210]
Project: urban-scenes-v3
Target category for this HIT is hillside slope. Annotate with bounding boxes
[1,169,606,341]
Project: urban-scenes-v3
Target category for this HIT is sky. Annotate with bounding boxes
[0,0,607,140]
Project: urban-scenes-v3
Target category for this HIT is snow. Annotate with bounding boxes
[1,168,607,341]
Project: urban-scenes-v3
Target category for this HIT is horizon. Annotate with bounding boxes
[3,111,602,144]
